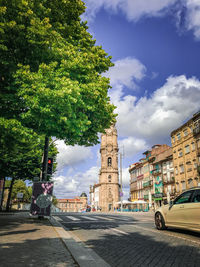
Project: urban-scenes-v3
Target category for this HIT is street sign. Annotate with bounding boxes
[17,192,23,199]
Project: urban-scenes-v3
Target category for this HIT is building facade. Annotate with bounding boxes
[98,125,120,212]
[89,183,100,210]
[171,111,200,193]
[90,125,120,212]
[57,193,87,212]
[129,144,171,208]
[152,147,175,208]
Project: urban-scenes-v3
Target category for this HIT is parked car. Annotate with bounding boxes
[155,187,200,232]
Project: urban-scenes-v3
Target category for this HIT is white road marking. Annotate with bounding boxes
[110,228,129,235]
[94,216,113,221]
[66,216,80,221]
[82,216,97,221]
[53,216,63,222]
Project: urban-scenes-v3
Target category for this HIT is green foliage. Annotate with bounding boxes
[0,118,42,179]
[11,180,32,202]
[0,117,58,180]
[0,0,116,146]
[52,195,58,206]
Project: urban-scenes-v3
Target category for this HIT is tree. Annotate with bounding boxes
[0,118,58,210]
[0,0,116,148]
[52,195,58,206]
[11,180,31,203]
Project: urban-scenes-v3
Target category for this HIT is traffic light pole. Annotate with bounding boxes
[42,136,49,181]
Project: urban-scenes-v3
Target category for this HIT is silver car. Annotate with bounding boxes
[155,187,200,232]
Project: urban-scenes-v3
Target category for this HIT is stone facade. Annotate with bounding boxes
[57,193,87,212]
[98,125,120,212]
[171,111,200,193]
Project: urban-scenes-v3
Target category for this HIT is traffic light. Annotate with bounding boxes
[47,158,53,175]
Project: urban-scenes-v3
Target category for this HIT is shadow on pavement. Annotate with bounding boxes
[83,228,200,267]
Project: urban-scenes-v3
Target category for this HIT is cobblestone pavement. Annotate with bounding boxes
[57,212,200,267]
[0,212,78,267]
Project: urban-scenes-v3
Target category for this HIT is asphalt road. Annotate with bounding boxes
[53,212,200,267]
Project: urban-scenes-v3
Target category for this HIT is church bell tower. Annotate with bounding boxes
[99,125,120,212]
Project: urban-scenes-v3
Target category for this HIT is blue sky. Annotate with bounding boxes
[53,0,200,201]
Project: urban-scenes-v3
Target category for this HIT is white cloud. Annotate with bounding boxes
[112,75,200,141]
[83,0,176,22]
[184,0,200,39]
[119,137,148,157]
[83,0,200,40]
[55,140,93,171]
[105,57,146,90]
[53,166,99,199]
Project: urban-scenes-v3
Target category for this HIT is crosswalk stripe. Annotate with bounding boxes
[66,216,80,221]
[94,216,113,221]
[82,216,97,221]
[54,216,63,222]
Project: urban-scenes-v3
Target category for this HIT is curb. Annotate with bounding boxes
[49,216,111,267]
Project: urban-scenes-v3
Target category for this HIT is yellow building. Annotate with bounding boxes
[171,111,200,193]
[129,162,141,202]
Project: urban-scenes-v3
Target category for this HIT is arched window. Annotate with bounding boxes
[108,175,112,182]
[108,157,112,166]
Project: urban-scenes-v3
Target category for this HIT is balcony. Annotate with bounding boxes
[144,194,149,200]
[193,125,200,135]
[152,169,161,175]
[143,180,153,188]
[137,174,144,180]
[130,184,137,191]
[163,177,175,185]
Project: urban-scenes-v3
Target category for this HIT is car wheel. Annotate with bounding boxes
[155,212,167,230]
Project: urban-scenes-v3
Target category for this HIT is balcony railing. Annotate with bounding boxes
[193,125,200,135]
[143,180,153,188]
[163,177,175,185]
[152,169,161,175]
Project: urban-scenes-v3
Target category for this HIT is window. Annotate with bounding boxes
[175,167,178,175]
[192,190,200,203]
[177,133,181,140]
[176,183,180,192]
[108,175,112,182]
[185,145,190,154]
[184,129,188,136]
[178,151,183,157]
[192,142,195,151]
[108,157,112,166]
[174,191,193,204]
[172,136,175,143]
[180,165,184,173]
[182,181,186,190]
[188,179,194,188]
[197,139,200,148]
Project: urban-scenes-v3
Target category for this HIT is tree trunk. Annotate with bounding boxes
[0,177,5,211]
[42,136,49,181]
[6,178,15,212]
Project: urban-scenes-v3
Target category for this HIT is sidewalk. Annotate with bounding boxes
[0,212,78,267]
